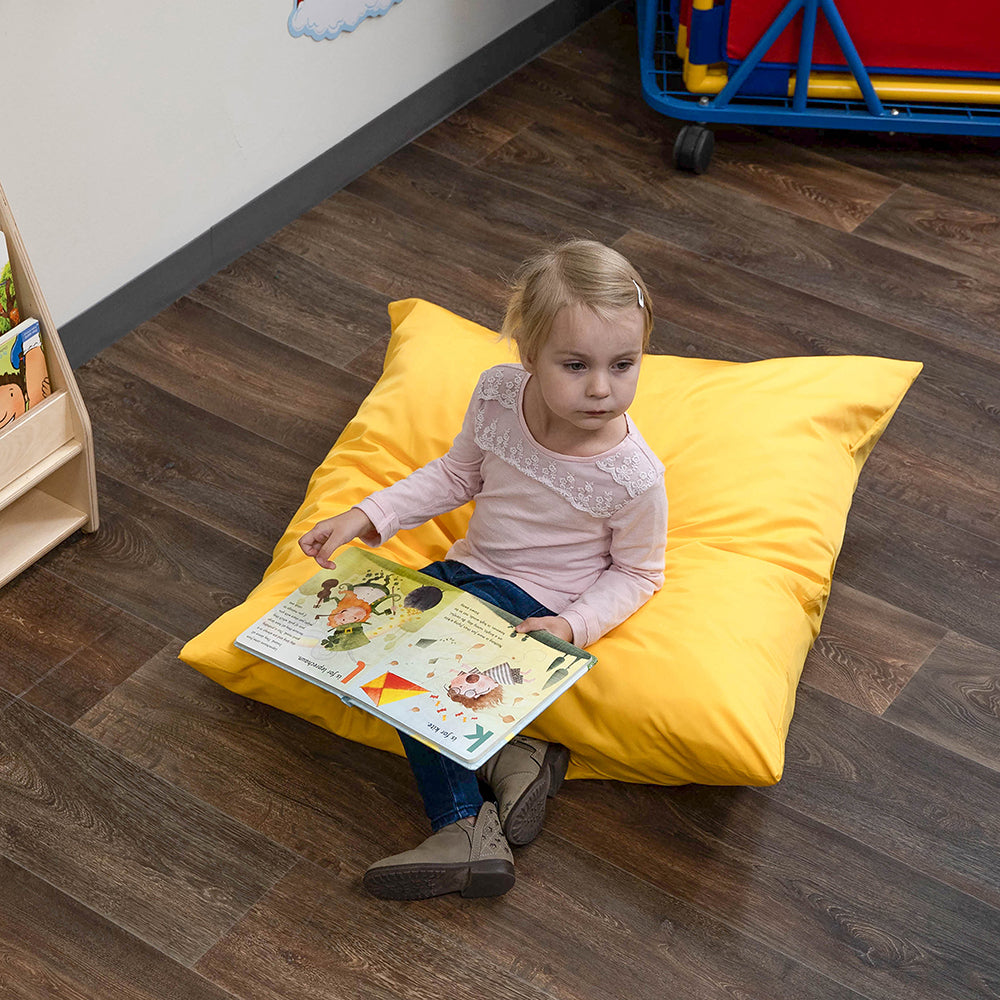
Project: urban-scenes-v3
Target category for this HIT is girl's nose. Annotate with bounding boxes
[588,372,611,397]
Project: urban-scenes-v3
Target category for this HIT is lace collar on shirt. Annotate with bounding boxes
[474,364,661,518]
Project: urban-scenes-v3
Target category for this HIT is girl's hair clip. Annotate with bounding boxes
[632,279,645,309]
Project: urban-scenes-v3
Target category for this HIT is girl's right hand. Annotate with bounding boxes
[299,508,378,568]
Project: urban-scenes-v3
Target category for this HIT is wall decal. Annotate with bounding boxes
[289,0,405,41]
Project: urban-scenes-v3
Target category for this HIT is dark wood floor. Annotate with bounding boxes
[3,5,1000,998]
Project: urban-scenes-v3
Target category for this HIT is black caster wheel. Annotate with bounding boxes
[673,124,715,174]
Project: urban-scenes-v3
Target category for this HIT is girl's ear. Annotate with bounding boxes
[520,351,536,373]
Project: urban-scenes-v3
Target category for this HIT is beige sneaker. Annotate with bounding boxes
[477,736,570,846]
[363,801,514,900]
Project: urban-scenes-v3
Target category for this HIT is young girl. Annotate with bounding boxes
[300,239,667,901]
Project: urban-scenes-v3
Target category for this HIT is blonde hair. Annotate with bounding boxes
[501,239,653,360]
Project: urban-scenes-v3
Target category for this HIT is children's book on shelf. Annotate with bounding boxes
[235,547,597,769]
[1,231,21,336]
[1,317,51,431]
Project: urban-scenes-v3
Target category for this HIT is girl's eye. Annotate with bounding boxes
[564,362,586,372]
[614,360,635,371]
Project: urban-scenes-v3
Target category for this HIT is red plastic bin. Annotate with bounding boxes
[726,0,1000,77]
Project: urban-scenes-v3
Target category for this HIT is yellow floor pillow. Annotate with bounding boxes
[180,298,921,785]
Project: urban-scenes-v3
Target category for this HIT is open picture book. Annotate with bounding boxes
[235,547,596,769]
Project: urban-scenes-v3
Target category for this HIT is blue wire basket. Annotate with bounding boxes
[638,0,1000,171]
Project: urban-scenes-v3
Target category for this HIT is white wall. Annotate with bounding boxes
[3,0,552,328]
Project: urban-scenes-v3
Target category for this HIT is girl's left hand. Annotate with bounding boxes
[516,616,574,643]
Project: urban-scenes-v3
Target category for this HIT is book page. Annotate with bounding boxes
[235,548,595,765]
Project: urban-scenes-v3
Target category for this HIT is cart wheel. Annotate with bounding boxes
[673,125,714,174]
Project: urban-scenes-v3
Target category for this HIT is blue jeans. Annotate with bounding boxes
[398,560,555,831]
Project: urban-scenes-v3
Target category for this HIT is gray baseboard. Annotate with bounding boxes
[62,0,614,368]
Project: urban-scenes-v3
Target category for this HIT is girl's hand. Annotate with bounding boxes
[516,616,574,644]
[299,508,378,568]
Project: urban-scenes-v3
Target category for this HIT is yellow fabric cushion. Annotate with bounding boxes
[180,298,920,785]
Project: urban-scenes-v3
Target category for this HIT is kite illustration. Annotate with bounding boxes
[362,671,428,707]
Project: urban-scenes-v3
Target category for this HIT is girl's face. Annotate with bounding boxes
[522,303,644,454]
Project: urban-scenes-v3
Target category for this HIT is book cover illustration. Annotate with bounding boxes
[235,547,596,768]
[1,318,51,430]
[0,231,20,335]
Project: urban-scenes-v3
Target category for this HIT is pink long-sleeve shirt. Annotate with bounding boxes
[356,364,667,647]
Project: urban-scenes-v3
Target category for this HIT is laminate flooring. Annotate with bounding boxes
[2,5,999,998]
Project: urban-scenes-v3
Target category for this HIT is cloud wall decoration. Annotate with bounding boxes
[289,0,406,41]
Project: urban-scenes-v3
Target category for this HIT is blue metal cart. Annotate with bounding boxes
[638,0,1000,172]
